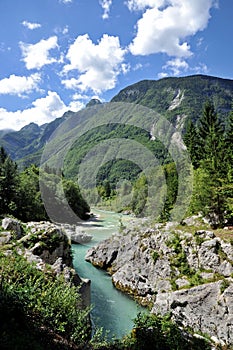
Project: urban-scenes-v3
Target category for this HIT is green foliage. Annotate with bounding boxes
[64,123,167,185]
[0,250,91,348]
[17,164,48,221]
[167,233,204,288]
[122,313,211,350]
[167,233,191,276]
[159,163,178,221]
[131,174,148,216]
[151,250,160,263]
[0,146,19,216]
[187,102,233,226]
[220,279,230,294]
[0,148,90,223]
[183,119,201,169]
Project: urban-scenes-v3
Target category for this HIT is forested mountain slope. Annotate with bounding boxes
[111,74,233,127]
[0,74,232,168]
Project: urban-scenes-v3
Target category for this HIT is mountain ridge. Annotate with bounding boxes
[1,74,233,167]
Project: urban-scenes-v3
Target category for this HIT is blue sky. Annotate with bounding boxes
[0,0,232,130]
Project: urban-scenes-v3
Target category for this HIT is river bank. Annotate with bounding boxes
[85,216,233,347]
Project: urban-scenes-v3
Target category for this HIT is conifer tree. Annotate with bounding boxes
[191,101,226,226]
[183,119,201,169]
[0,147,19,215]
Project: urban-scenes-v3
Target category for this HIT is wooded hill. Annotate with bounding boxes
[1,74,232,167]
[0,74,232,226]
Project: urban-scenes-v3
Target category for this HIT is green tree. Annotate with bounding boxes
[0,147,19,215]
[131,174,148,216]
[191,101,227,225]
[17,164,47,221]
[183,119,201,169]
[62,179,90,221]
[197,100,224,172]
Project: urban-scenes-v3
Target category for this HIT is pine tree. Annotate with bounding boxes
[183,119,201,169]
[0,147,19,215]
[192,101,226,226]
[198,100,224,173]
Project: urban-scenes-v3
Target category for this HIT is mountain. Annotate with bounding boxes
[0,111,75,167]
[111,74,233,128]
[0,74,232,167]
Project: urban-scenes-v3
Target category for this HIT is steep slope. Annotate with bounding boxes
[111,74,233,127]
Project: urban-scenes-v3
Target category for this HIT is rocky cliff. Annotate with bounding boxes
[85,218,233,347]
[0,217,90,307]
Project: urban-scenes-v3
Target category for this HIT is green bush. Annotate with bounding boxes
[122,313,212,350]
[0,250,91,348]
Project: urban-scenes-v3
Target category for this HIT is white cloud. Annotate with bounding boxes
[127,0,163,11]
[162,58,189,76]
[159,58,209,77]
[99,0,112,19]
[59,0,72,3]
[22,20,41,30]
[128,0,215,58]
[68,100,85,111]
[192,63,209,75]
[72,93,90,100]
[157,72,169,79]
[0,91,68,130]
[62,26,69,35]
[0,73,41,96]
[62,34,126,93]
[19,36,58,70]
[54,25,69,35]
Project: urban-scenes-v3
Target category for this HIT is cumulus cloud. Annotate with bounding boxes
[0,90,87,130]
[162,58,189,76]
[159,58,209,78]
[128,0,215,58]
[19,36,58,70]
[0,73,41,96]
[62,34,126,93]
[22,20,41,30]
[0,91,68,130]
[99,0,112,19]
[127,0,163,11]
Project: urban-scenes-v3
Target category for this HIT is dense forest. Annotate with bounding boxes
[0,147,90,223]
[82,100,233,227]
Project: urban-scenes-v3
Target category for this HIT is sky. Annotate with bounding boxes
[0,0,232,131]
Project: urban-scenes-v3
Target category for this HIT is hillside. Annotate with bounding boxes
[0,111,75,167]
[0,74,232,169]
[111,74,233,127]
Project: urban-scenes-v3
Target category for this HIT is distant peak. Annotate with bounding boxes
[86,98,102,108]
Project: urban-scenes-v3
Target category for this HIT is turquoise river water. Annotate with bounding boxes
[72,209,146,339]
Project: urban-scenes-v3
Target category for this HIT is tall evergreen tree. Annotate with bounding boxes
[197,100,224,173]
[0,147,19,215]
[191,101,226,226]
[183,119,201,169]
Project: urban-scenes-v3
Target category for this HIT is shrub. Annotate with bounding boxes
[0,250,91,348]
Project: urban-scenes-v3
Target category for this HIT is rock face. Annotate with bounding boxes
[85,222,233,345]
[0,218,90,307]
[61,224,93,244]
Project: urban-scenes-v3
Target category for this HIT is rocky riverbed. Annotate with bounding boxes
[85,218,233,347]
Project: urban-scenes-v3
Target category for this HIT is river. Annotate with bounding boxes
[72,209,146,339]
